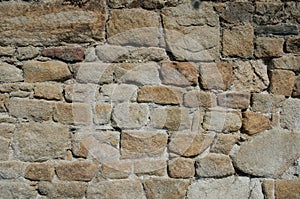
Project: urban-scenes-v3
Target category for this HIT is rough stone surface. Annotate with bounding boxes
[101,161,131,179]
[0,62,23,83]
[17,46,39,60]
[25,163,54,181]
[271,55,300,71]
[251,93,285,113]
[280,98,300,132]
[293,75,300,97]
[0,47,15,56]
[232,128,300,177]
[42,47,85,62]
[101,84,138,102]
[255,37,284,58]
[255,24,299,36]
[144,178,190,199]
[183,91,216,108]
[0,94,8,112]
[0,182,37,199]
[0,162,25,179]
[211,134,239,155]
[220,2,254,24]
[134,159,166,176]
[13,122,70,162]
[0,138,9,161]
[270,69,295,96]
[168,157,195,178]
[64,83,98,103]
[94,103,112,125]
[34,83,63,100]
[38,181,86,198]
[242,111,270,135]
[286,37,300,54]
[217,92,250,109]
[23,61,71,82]
[262,179,275,199]
[275,180,300,199]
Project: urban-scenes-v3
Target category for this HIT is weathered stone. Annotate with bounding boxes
[17,46,39,60]
[13,122,70,162]
[187,176,250,199]
[262,179,275,199]
[0,1,106,46]
[199,62,233,90]
[0,62,23,83]
[271,55,300,72]
[8,98,54,121]
[10,91,30,98]
[275,180,300,199]
[196,153,235,178]
[255,37,284,58]
[0,114,17,124]
[23,61,71,82]
[101,161,131,179]
[94,103,112,125]
[168,157,195,178]
[144,178,189,199]
[96,44,131,62]
[203,108,242,133]
[117,62,160,86]
[34,83,63,100]
[183,90,216,108]
[0,83,33,93]
[121,131,168,159]
[223,25,254,58]
[54,102,91,125]
[281,158,300,180]
[56,161,98,181]
[211,134,239,155]
[0,47,15,56]
[242,111,270,135]
[255,24,299,36]
[101,84,138,102]
[0,123,14,139]
[281,98,300,132]
[0,94,8,112]
[112,102,148,129]
[64,84,98,103]
[0,162,25,179]
[42,47,85,62]
[87,180,143,199]
[286,37,300,54]
[120,47,169,63]
[233,60,269,92]
[134,159,166,176]
[232,128,300,177]
[220,2,254,24]
[293,75,300,97]
[0,182,37,199]
[0,138,9,161]
[75,62,114,84]
[270,69,295,96]
[138,86,183,105]
[251,93,285,113]
[108,9,160,47]
[38,181,86,198]
[169,131,214,157]
[254,2,286,25]
[217,92,250,109]
[25,163,54,181]
[249,179,264,199]
[161,62,198,86]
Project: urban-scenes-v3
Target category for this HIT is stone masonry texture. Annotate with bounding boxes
[0,0,299,198]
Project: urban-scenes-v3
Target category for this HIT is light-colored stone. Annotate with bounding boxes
[0,161,25,179]
[0,94,8,112]
[87,180,143,199]
[41,47,84,62]
[195,153,235,178]
[134,159,166,176]
[38,182,86,198]
[232,128,300,177]
[271,55,300,71]
[217,92,250,109]
[34,83,63,100]
[144,178,190,199]
[184,90,216,108]
[293,75,300,97]
[0,182,37,199]
[251,93,285,113]
[286,37,300,54]
[242,111,270,135]
[23,61,71,82]
[121,131,168,159]
[96,44,131,62]
[13,122,70,162]
[101,84,138,102]
[270,69,295,96]
[64,83,98,103]
[0,138,10,161]
[94,103,112,125]
[255,37,284,58]
[262,179,275,199]
[249,179,264,199]
[0,123,14,139]
[211,134,239,155]
[275,180,300,199]
[281,98,300,132]
[17,46,39,60]
[0,47,15,56]
[0,62,23,83]
[112,102,148,129]
[168,157,195,178]
[187,176,250,199]
[25,163,54,181]
[101,161,131,179]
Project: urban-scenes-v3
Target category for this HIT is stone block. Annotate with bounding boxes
[0,182,37,199]
[34,83,63,100]
[134,159,166,176]
[251,93,285,113]
[242,111,270,135]
[275,180,300,199]
[0,47,15,56]
[38,182,86,198]
[293,75,300,97]
[42,47,85,62]
[270,69,295,96]
[286,37,300,54]
[255,37,284,58]
[255,24,298,36]
[25,163,54,181]
[168,157,195,178]
[210,134,239,155]
[0,94,8,112]
[217,92,250,109]
[220,2,254,24]
[0,162,25,179]
[183,90,216,108]
[271,55,300,72]
[0,138,9,161]
[0,62,23,83]
[94,103,112,125]
[17,46,39,60]
[281,98,300,132]
[101,84,138,102]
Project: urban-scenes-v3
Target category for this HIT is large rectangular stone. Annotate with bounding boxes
[255,24,299,36]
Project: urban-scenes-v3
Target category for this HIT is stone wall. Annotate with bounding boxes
[0,0,299,198]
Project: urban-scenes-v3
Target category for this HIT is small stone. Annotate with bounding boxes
[255,24,299,36]
[270,69,295,96]
[101,161,131,179]
[169,131,214,157]
[217,92,250,109]
[254,2,286,25]
[94,103,112,125]
[275,180,300,199]
[112,102,148,129]
[119,47,169,63]
[42,47,85,62]
[87,180,143,199]
[281,98,300,132]
[56,161,98,181]
[0,47,15,56]
[101,84,138,102]
[10,91,30,98]
[271,55,300,72]
[183,91,216,108]
[211,134,239,155]
[0,123,14,139]
[17,46,40,60]
[0,62,23,83]
[223,25,254,58]
[96,44,130,63]
[0,162,25,179]
[249,179,264,199]
[195,153,235,178]
[220,2,254,24]
[13,122,70,162]
[161,62,198,86]
[64,84,98,103]
[255,37,284,58]
[23,61,71,83]
[38,181,86,198]
[25,163,54,181]
[0,138,9,161]
[34,83,63,100]
[0,94,8,112]
[251,93,285,113]
[134,159,166,176]
[0,182,37,199]
[138,86,183,105]
[168,157,195,178]
[293,75,300,97]
[262,179,275,199]
[199,62,233,90]
[242,112,270,135]
[121,131,168,159]
[286,37,300,54]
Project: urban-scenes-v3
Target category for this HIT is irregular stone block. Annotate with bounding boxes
[94,103,112,125]
[293,75,300,97]
[64,84,98,103]
[42,47,85,62]
[0,162,25,179]
[134,159,166,176]
[217,92,250,109]
[262,179,275,199]
[0,138,9,161]
[275,180,300,199]
[34,83,63,100]
[0,182,37,199]
[255,24,299,36]
[101,84,138,102]
[286,37,300,54]
[96,44,131,62]
[242,111,270,135]
[17,46,39,60]
[271,55,300,72]
[251,93,285,113]
[101,161,131,179]
[38,181,86,198]
[281,98,300,132]
[254,2,286,25]
[119,47,169,63]
[221,2,254,24]
[255,37,284,58]
[270,69,295,96]
[25,163,54,181]
[0,94,8,112]
[183,90,216,108]
[0,47,15,56]
[211,134,239,155]
[0,62,23,83]
[168,157,195,178]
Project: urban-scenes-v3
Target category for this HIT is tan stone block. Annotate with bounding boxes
[272,55,300,72]
[0,138,9,161]
[242,111,270,135]
[38,182,86,198]
[275,180,300,199]
[217,92,250,109]
[168,157,195,178]
[0,124,14,139]
[34,83,63,100]
[0,161,25,179]
[293,75,300,97]
[17,46,40,60]
[101,161,131,179]
[0,94,8,112]
[0,62,23,83]
[56,161,98,182]
[270,69,295,96]
[42,47,85,62]
[286,37,300,54]
[255,37,284,58]
[184,90,216,108]
[134,159,166,176]
[210,134,239,155]
[0,47,15,56]
[25,163,54,181]
[94,103,112,125]
[252,93,285,113]
[262,179,275,199]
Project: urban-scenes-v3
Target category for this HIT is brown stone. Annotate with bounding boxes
[25,163,54,181]
[0,124,14,139]
[143,178,190,199]
[183,91,216,108]
[286,37,300,54]
[255,37,284,58]
[121,131,168,159]
[23,61,72,82]
[38,182,86,198]
[94,103,112,125]
[168,157,195,178]
[262,179,275,199]
[138,86,183,105]
[34,83,63,100]
[199,62,233,90]
[134,159,166,176]
[0,94,8,112]
[101,162,131,179]
[56,161,98,182]
[293,75,300,97]
[270,69,295,96]
[0,1,106,46]
[271,55,300,71]
[0,161,25,179]
[42,47,85,62]
[242,112,270,135]
[0,62,23,83]
[211,134,239,155]
[275,180,300,199]
[169,131,215,157]
[223,25,254,58]
[161,62,198,86]
[217,92,250,109]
